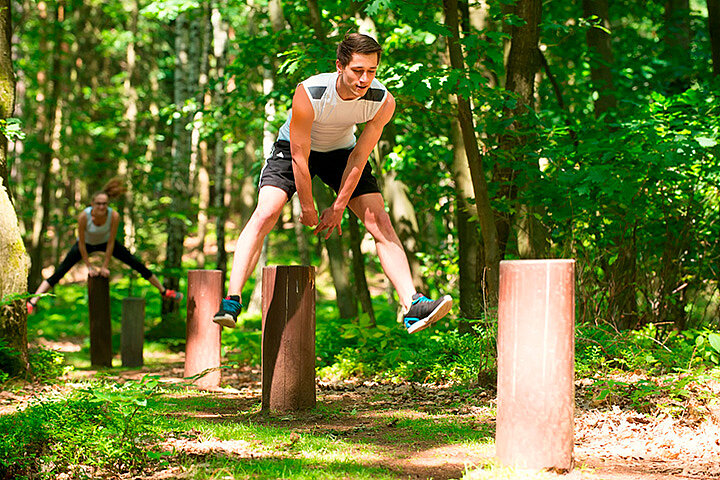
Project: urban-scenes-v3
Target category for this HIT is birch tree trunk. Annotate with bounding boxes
[192,3,211,269]
[212,1,229,285]
[248,0,288,314]
[118,0,139,292]
[162,10,196,327]
[0,0,30,377]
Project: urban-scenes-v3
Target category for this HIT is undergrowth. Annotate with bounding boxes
[0,376,165,479]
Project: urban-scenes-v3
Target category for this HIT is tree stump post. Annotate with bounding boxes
[121,297,145,367]
[88,275,112,367]
[261,265,316,412]
[184,270,222,389]
[496,259,575,472]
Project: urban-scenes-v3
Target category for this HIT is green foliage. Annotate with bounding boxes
[0,338,17,384]
[314,298,493,384]
[576,322,720,378]
[28,347,67,382]
[0,376,164,479]
[584,375,695,415]
[0,118,25,141]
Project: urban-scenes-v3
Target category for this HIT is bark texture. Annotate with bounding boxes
[0,0,30,376]
[443,0,502,304]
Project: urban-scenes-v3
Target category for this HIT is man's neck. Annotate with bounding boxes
[335,74,358,101]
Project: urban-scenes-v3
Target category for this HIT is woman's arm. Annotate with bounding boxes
[77,213,95,275]
[100,210,120,277]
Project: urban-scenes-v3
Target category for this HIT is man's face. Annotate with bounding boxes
[336,52,378,100]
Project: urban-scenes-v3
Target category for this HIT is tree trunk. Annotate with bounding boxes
[247,237,268,315]
[0,0,30,377]
[708,0,720,76]
[443,0,501,304]
[450,120,484,327]
[492,0,542,259]
[212,1,229,285]
[372,124,425,292]
[583,0,617,115]
[28,2,62,291]
[584,0,637,330]
[162,10,195,329]
[662,0,692,91]
[193,3,212,269]
[314,180,358,319]
[348,212,376,326]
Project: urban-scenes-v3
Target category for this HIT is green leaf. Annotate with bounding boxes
[696,136,717,147]
[365,0,391,16]
[708,333,720,354]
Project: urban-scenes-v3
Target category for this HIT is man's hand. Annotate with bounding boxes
[315,205,344,239]
[300,206,319,227]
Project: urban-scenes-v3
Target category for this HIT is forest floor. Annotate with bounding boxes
[4,342,719,480]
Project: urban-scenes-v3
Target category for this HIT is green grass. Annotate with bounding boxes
[0,374,495,479]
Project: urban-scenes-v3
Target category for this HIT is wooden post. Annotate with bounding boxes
[496,259,575,472]
[184,270,222,389]
[121,297,145,368]
[88,275,112,367]
[261,265,316,412]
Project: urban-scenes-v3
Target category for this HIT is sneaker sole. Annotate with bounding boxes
[212,314,237,328]
[407,295,453,334]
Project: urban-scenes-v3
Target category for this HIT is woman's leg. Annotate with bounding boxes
[44,243,83,289]
[110,243,180,298]
[28,243,83,310]
[110,243,156,286]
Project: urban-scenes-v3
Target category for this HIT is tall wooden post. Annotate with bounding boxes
[496,259,575,471]
[121,297,145,367]
[261,265,316,412]
[184,270,222,389]
[88,275,112,367]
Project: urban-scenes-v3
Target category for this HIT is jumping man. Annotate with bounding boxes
[213,33,452,333]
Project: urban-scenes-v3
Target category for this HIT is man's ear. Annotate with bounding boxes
[336,59,343,72]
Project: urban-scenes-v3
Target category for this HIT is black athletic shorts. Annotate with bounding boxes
[258,140,381,200]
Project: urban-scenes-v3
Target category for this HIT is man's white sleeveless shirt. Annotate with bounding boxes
[277,72,388,153]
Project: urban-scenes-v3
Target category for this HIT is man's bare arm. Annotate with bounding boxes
[289,86,318,227]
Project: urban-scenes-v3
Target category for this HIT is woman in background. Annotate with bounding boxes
[27,178,182,313]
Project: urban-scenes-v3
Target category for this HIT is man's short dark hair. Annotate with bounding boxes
[337,33,382,66]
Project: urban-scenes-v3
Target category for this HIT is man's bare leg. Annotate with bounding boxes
[348,192,416,311]
[227,186,288,296]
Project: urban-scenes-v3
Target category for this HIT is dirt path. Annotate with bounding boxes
[99,360,720,480]
[3,351,719,480]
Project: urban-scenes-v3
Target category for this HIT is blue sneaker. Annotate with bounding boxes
[213,295,242,328]
[404,293,453,334]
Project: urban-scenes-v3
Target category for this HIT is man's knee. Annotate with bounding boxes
[251,202,283,229]
[364,209,395,238]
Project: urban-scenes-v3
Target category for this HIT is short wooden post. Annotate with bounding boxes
[121,297,145,368]
[261,265,316,412]
[88,275,113,367]
[496,259,575,471]
[184,270,222,389]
